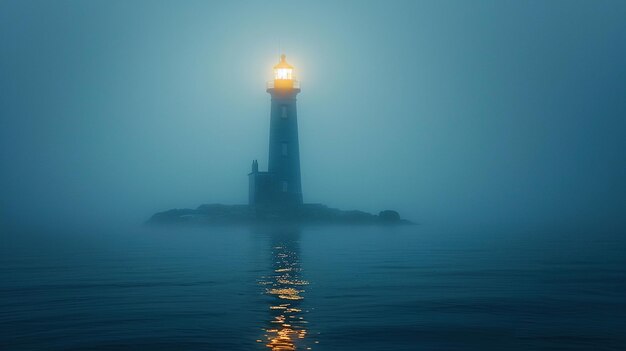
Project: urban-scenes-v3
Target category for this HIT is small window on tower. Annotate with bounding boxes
[281,143,288,156]
[281,105,288,118]
[281,181,288,192]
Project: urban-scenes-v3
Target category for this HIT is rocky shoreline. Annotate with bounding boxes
[148,203,412,225]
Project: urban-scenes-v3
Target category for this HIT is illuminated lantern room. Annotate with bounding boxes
[271,54,298,89]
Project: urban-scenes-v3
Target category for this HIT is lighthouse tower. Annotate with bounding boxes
[249,54,303,207]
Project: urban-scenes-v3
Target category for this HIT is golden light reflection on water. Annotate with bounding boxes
[258,234,314,351]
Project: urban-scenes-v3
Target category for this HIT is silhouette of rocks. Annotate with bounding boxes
[149,204,411,225]
[378,210,401,222]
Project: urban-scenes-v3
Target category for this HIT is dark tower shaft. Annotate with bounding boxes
[267,85,302,205]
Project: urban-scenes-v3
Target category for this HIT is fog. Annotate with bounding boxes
[1,0,625,229]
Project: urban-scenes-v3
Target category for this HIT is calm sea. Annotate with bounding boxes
[1,222,625,350]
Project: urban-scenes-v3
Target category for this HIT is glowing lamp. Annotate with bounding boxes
[271,54,297,89]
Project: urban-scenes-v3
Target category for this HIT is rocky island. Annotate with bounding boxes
[149,203,411,225]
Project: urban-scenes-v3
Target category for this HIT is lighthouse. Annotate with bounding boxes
[249,54,303,207]
[150,54,408,224]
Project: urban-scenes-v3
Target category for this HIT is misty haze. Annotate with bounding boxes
[1,1,625,350]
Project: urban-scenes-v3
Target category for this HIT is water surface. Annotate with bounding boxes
[1,223,625,350]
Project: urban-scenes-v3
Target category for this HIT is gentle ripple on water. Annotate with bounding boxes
[1,223,625,350]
